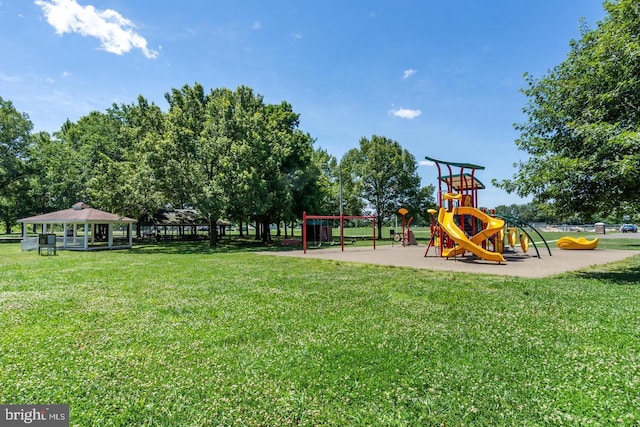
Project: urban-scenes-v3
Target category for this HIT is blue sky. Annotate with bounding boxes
[1,0,607,207]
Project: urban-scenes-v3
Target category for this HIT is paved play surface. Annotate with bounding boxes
[265,243,638,278]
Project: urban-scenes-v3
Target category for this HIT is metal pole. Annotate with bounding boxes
[339,167,344,251]
[303,211,307,254]
[339,166,343,217]
[373,216,376,249]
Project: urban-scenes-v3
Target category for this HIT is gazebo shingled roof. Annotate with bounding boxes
[18,202,135,224]
[18,202,136,251]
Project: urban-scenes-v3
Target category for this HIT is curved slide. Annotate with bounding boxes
[439,207,506,263]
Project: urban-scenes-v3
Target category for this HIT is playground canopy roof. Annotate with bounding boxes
[424,155,485,170]
[440,173,486,191]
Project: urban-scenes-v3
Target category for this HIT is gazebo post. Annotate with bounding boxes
[108,224,113,249]
[63,224,68,249]
[128,223,133,248]
[84,223,89,251]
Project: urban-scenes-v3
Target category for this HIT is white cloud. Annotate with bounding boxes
[0,73,22,83]
[419,160,435,166]
[390,108,422,119]
[403,69,416,79]
[252,21,262,30]
[34,0,158,59]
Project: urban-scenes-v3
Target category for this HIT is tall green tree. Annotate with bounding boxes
[0,97,33,232]
[308,149,365,219]
[88,97,167,232]
[271,127,317,237]
[0,97,31,189]
[258,102,315,243]
[342,135,421,238]
[308,148,340,215]
[162,82,225,246]
[495,0,640,220]
[414,184,437,224]
[52,111,124,214]
[26,131,84,214]
[213,86,317,243]
[210,86,265,239]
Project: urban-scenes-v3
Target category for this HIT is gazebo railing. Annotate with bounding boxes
[21,237,39,251]
[63,236,85,248]
[21,232,133,251]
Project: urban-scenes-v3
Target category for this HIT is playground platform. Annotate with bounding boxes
[265,244,638,278]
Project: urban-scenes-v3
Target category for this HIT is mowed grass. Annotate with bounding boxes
[1,242,640,426]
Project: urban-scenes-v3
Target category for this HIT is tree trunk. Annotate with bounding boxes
[239,220,243,237]
[262,217,272,244]
[254,221,260,240]
[209,220,217,247]
[5,221,12,234]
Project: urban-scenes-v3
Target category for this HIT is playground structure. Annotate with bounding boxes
[396,208,417,246]
[557,236,599,250]
[302,212,376,254]
[424,156,551,263]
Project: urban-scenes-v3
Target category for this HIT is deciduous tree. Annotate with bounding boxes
[495,0,640,220]
[162,83,225,246]
[0,97,33,231]
[342,135,421,238]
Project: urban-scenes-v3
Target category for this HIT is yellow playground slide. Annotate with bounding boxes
[438,207,506,263]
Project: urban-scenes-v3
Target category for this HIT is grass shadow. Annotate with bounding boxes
[574,265,640,285]
[596,239,640,251]
[125,236,385,255]
[126,238,303,255]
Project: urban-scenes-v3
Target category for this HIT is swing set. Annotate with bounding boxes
[302,211,377,254]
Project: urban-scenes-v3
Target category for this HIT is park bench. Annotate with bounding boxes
[38,233,57,255]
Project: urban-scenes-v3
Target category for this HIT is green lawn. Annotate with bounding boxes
[1,241,640,426]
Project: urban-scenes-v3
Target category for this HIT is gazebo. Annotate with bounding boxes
[18,202,136,251]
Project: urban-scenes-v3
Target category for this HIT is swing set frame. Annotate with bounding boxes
[302,211,377,254]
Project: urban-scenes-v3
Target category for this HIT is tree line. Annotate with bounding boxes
[5,2,640,243]
[0,83,434,245]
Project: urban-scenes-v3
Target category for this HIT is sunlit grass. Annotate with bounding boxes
[1,242,640,425]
